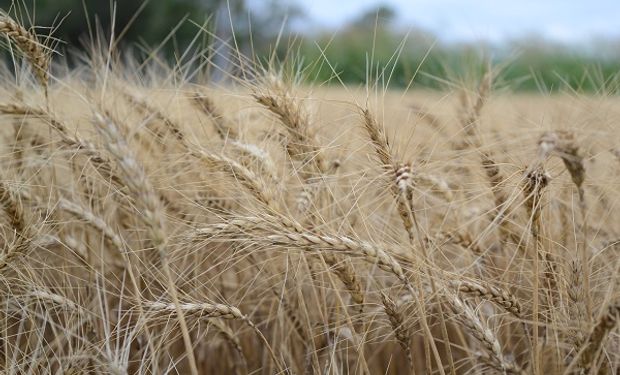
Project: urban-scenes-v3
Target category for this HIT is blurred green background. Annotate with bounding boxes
[1,0,619,92]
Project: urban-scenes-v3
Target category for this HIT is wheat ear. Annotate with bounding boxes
[523,166,558,297]
[198,150,277,209]
[227,140,279,186]
[0,177,33,272]
[57,198,125,256]
[0,13,49,91]
[253,76,329,219]
[210,319,248,373]
[566,259,586,353]
[446,292,523,374]
[190,215,408,289]
[359,107,415,242]
[381,292,415,374]
[122,90,187,148]
[191,92,239,140]
[452,279,522,318]
[0,102,127,190]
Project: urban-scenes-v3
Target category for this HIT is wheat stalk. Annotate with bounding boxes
[570,302,620,373]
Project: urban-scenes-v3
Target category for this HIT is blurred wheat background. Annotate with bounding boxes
[0,1,618,374]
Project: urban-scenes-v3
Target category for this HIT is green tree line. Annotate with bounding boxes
[1,0,619,92]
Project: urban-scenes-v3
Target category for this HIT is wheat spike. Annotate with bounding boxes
[0,13,49,90]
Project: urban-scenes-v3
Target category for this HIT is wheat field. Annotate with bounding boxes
[0,12,618,375]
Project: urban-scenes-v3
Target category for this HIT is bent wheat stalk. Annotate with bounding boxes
[446,292,524,374]
[93,112,201,375]
[143,300,284,372]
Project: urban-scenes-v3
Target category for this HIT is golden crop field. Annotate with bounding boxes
[0,11,618,375]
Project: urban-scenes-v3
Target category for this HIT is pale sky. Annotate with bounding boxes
[268,0,620,43]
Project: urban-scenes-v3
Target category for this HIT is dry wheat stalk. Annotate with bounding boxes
[143,300,284,372]
[437,231,484,257]
[523,166,557,294]
[265,230,410,288]
[28,289,83,313]
[0,234,51,273]
[253,81,326,174]
[206,216,365,322]
[144,300,247,320]
[0,102,64,130]
[0,178,26,237]
[93,113,166,245]
[0,176,37,273]
[359,106,455,374]
[362,106,460,373]
[395,168,416,242]
[481,153,511,240]
[522,164,552,371]
[460,69,493,143]
[538,130,590,318]
[575,302,620,373]
[360,107,394,171]
[538,131,585,190]
[465,70,512,245]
